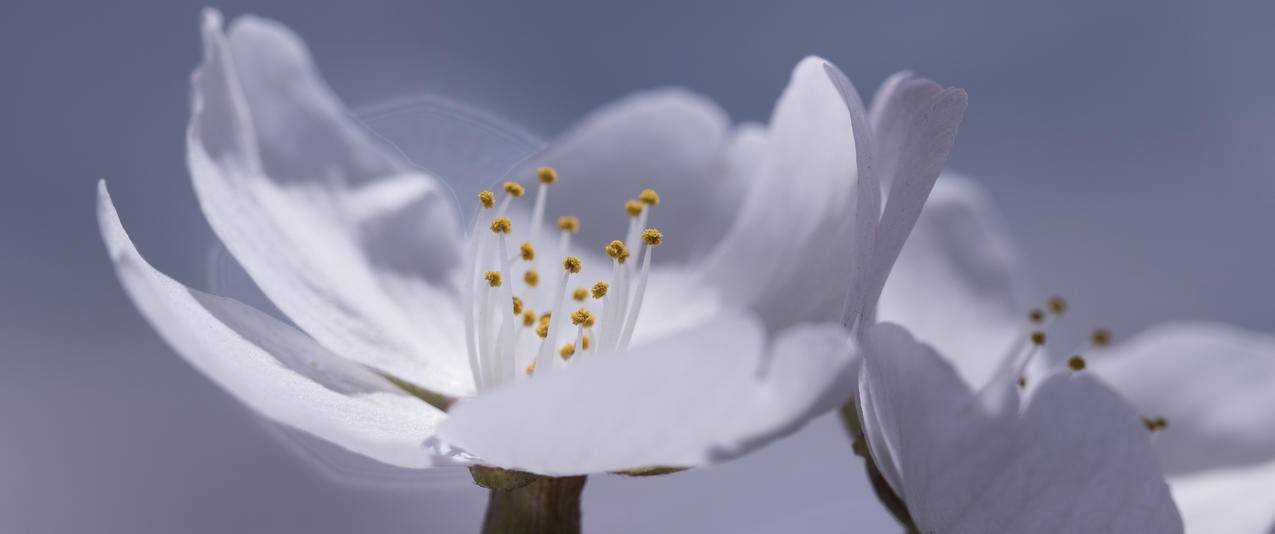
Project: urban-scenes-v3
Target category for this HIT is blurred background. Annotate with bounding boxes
[2,0,1272,532]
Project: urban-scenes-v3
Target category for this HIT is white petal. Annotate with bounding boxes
[858,323,1182,533]
[97,182,449,469]
[1169,458,1275,534]
[189,11,472,396]
[1091,322,1275,475]
[512,89,734,266]
[437,315,856,475]
[860,76,968,324]
[705,56,876,331]
[877,175,1027,387]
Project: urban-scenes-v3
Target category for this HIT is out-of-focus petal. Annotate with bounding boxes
[510,89,735,266]
[860,77,968,325]
[858,323,1182,533]
[437,315,856,475]
[1091,322,1275,474]
[877,175,1026,387]
[1169,457,1275,534]
[705,57,876,331]
[189,11,472,396]
[98,182,449,469]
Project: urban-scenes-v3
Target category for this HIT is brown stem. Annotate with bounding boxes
[482,475,587,534]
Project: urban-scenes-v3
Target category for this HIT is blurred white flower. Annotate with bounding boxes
[874,174,1274,532]
[97,10,967,476]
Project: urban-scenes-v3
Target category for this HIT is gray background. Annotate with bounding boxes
[3,0,1272,532]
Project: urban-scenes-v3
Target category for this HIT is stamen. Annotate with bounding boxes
[534,257,581,371]
[625,199,644,218]
[570,308,594,327]
[1142,416,1169,432]
[617,227,661,350]
[489,217,512,235]
[1091,328,1113,347]
[538,167,558,184]
[528,168,557,258]
[535,320,549,338]
[641,228,663,247]
[511,296,523,315]
[592,281,609,299]
[524,269,540,287]
[558,216,580,234]
[1047,296,1068,315]
[484,271,502,288]
[582,335,592,350]
[572,287,588,302]
[1028,309,1045,324]
[519,242,536,261]
[522,309,536,327]
[605,240,630,264]
[638,188,660,206]
[1030,331,1046,346]
[502,182,525,198]
[560,343,576,360]
[1067,355,1087,371]
[478,191,495,209]
[563,256,583,274]
[525,361,536,376]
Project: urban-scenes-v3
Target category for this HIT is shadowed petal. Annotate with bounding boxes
[1169,457,1275,534]
[437,315,856,475]
[98,182,450,469]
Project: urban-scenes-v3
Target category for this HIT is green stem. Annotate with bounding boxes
[839,400,918,533]
[482,475,587,534]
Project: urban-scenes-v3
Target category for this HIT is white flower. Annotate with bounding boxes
[870,173,1273,532]
[97,10,965,476]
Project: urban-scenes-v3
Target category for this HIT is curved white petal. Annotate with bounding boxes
[1169,457,1275,534]
[98,182,449,469]
[1090,322,1275,475]
[509,89,735,266]
[877,175,1027,387]
[705,57,877,331]
[860,76,968,324]
[859,323,1182,533]
[189,11,472,396]
[437,315,856,475]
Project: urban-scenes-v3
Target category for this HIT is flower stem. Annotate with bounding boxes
[482,475,587,534]
[839,400,918,533]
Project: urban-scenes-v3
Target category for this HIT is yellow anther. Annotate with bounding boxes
[584,315,596,328]
[518,242,536,261]
[539,312,552,322]
[511,296,523,315]
[582,335,591,350]
[1017,376,1028,388]
[625,199,644,218]
[639,188,660,206]
[559,343,576,359]
[558,216,580,234]
[522,309,536,327]
[591,281,609,299]
[537,166,558,184]
[478,191,495,209]
[1028,309,1045,324]
[1030,331,1047,346]
[1067,355,1087,371]
[563,255,582,273]
[490,217,512,234]
[503,181,525,198]
[1142,416,1169,432]
[484,271,502,288]
[605,240,631,263]
[641,228,663,247]
[570,308,594,326]
[1047,296,1068,315]
[1091,328,1112,347]
[572,287,588,302]
[524,269,540,287]
[535,321,550,338]
[525,361,536,376]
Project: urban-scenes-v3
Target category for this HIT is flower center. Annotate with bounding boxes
[462,167,664,392]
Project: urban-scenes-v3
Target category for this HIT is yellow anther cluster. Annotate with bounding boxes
[582,335,591,350]
[558,216,580,234]
[512,296,524,315]
[641,228,664,247]
[1067,355,1087,371]
[522,309,537,327]
[535,320,550,338]
[1048,296,1068,315]
[519,242,536,261]
[1142,416,1169,432]
[1030,331,1047,346]
[503,181,525,198]
[490,217,512,234]
[524,269,540,287]
[1028,309,1045,324]
[572,287,588,302]
[563,255,582,273]
[570,308,595,327]
[484,271,502,288]
[525,361,536,376]
[605,240,631,263]
[1091,328,1112,347]
[639,188,660,206]
[538,166,558,184]
[478,190,495,209]
[560,343,577,359]
[591,281,609,299]
[625,199,644,218]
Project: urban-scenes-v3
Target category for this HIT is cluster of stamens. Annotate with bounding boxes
[463,167,665,392]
